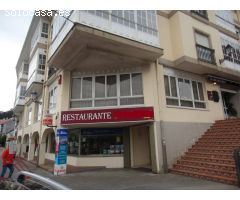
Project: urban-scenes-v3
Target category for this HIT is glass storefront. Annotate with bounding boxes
[68,128,124,156]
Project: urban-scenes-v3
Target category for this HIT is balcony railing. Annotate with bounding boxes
[196,44,216,64]
[48,67,57,79]
[191,10,208,20]
[14,96,25,106]
[27,69,45,89]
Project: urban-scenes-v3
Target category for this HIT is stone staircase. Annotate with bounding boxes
[171,118,240,185]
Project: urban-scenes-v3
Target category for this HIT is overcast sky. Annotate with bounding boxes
[0,11,32,112]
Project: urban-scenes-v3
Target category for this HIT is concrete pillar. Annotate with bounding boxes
[20,143,25,157]
[17,143,21,156]
[149,121,164,173]
[28,138,35,161]
[38,142,47,165]
[47,134,52,153]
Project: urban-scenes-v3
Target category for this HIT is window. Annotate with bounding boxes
[195,32,210,48]
[23,64,29,75]
[41,22,49,38]
[112,10,135,28]
[137,11,157,35]
[51,11,71,41]
[94,75,117,107]
[38,54,46,74]
[195,32,215,64]
[20,86,26,98]
[68,130,80,155]
[86,10,109,20]
[48,86,57,114]
[71,73,144,108]
[220,35,240,65]
[164,75,206,109]
[216,11,236,33]
[35,101,42,122]
[26,106,32,126]
[67,128,124,156]
[81,129,123,155]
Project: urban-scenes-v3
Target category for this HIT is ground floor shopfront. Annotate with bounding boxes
[40,107,162,173]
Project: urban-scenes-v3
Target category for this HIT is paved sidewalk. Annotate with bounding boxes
[29,167,239,190]
[0,149,239,190]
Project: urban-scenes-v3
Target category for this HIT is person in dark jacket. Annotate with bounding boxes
[0,146,15,178]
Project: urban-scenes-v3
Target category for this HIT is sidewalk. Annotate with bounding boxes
[29,167,239,190]
[1,151,239,190]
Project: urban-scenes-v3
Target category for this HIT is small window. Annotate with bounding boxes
[195,32,210,48]
[38,54,46,73]
[41,22,49,38]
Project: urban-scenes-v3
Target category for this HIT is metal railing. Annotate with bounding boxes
[14,171,70,190]
[196,44,216,64]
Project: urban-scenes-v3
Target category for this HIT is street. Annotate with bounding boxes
[0,148,238,190]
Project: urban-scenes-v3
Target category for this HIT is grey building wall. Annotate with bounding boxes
[160,121,212,168]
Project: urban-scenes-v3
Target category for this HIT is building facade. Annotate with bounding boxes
[13,10,240,173]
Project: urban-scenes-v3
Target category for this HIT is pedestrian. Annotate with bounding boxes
[0,143,15,179]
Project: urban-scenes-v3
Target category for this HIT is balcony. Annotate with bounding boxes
[17,70,28,81]
[25,69,44,97]
[220,43,240,73]
[48,11,163,70]
[13,96,25,115]
[191,10,208,20]
[196,44,216,65]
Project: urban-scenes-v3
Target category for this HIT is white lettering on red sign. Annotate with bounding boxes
[62,112,112,122]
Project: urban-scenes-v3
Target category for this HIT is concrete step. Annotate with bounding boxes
[176,160,236,171]
[171,168,238,185]
[182,155,235,165]
[172,164,237,178]
[185,152,233,159]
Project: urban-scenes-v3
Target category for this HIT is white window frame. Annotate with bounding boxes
[41,22,49,38]
[70,72,144,109]
[164,74,207,110]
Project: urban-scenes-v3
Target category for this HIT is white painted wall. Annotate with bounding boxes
[45,153,124,168]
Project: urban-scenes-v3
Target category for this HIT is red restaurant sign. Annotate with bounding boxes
[42,115,53,126]
[61,107,154,125]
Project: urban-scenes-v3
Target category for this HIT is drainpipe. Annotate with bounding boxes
[155,59,168,173]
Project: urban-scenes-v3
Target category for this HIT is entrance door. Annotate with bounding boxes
[131,126,151,169]
[221,90,238,118]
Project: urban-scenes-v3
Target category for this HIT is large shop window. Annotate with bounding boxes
[70,73,144,108]
[164,75,206,109]
[68,128,124,156]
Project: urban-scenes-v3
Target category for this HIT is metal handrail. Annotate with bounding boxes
[196,44,216,64]
[14,171,70,190]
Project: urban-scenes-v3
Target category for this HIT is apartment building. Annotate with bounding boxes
[13,10,240,173]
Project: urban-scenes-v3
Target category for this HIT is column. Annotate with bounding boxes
[27,137,35,161]
[149,121,164,173]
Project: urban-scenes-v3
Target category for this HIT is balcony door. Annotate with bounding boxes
[195,31,215,64]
